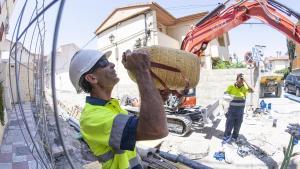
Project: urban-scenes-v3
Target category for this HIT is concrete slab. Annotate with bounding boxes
[178,139,210,159]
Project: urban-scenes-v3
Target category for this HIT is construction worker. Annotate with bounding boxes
[69,49,169,169]
[223,73,254,143]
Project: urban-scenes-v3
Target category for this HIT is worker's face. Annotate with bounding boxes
[236,75,244,86]
[89,58,120,89]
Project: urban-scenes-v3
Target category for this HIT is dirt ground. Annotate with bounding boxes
[155,96,300,169]
[55,90,300,169]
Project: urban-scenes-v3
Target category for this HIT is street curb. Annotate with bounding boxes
[284,93,300,103]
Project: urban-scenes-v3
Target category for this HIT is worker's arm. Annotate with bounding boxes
[122,50,168,141]
[223,85,233,101]
[243,80,254,93]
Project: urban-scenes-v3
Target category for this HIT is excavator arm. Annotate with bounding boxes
[164,0,300,137]
[181,0,300,56]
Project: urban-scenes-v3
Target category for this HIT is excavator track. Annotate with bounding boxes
[166,114,192,136]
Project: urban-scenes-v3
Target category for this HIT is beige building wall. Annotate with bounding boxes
[0,0,17,53]
[197,68,259,108]
[156,31,179,48]
[0,61,11,109]
[0,0,17,144]
[291,20,300,72]
[293,44,300,71]
[8,62,35,103]
[270,60,289,72]
[167,20,230,69]
[1,42,41,104]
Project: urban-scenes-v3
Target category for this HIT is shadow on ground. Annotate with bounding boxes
[190,119,279,169]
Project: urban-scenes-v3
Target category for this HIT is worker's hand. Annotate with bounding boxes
[131,98,141,107]
[122,49,150,73]
[242,79,254,93]
[159,90,171,102]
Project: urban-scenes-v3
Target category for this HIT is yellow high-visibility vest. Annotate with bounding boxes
[80,98,140,169]
[226,83,249,99]
[226,83,249,107]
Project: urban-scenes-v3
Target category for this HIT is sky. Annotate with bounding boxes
[8,0,300,60]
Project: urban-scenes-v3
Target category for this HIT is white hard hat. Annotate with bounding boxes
[69,49,111,93]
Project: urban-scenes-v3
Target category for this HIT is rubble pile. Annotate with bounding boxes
[42,103,97,169]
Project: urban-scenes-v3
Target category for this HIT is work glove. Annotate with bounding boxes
[285,123,300,140]
[223,94,233,102]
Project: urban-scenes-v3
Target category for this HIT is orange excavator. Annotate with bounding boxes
[165,0,300,136]
[182,0,300,55]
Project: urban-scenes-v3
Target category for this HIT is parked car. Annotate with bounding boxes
[284,74,300,96]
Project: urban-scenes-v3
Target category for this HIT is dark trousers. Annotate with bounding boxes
[224,106,245,139]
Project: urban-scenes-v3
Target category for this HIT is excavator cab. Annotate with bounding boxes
[178,88,197,109]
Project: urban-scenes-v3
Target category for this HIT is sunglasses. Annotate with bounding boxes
[89,58,109,73]
[96,58,109,68]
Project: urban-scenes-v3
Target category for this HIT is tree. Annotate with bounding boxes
[286,38,296,71]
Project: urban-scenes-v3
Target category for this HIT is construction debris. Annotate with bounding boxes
[286,123,300,139]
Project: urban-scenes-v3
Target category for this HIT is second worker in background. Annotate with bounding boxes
[223,73,254,144]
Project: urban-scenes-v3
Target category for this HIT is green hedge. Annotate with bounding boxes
[275,67,290,79]
[212,58,246,69]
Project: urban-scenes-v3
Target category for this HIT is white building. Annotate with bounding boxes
[46,43,79,92]
[265,56,289,72]
[0,0,17,143]
[0,0,17,55]
[0,0,18,107]
[95,2,230,98]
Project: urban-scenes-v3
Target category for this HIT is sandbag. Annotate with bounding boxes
[128,45,201,90]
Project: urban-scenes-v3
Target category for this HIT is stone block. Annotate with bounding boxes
[0,163,12,169]
[1,145,13,153]
[27,160,36,169]
[12,153,27,163]
[0,153,12,163]
[12,161,29,169]
[52,145,64,158]
[15,147,31,156]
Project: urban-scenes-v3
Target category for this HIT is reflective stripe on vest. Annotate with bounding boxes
[97,150,114,163]
[97,149,125,163]
[109,114,130,149]
[97,151,141,169]
[229,99,246,107]
[129,156,140,168]
[81,100,140,169]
